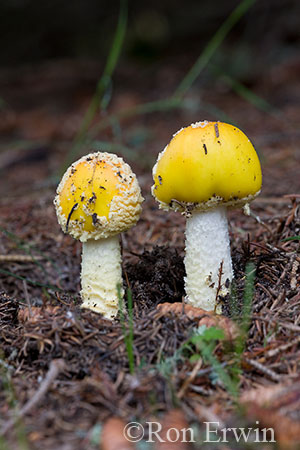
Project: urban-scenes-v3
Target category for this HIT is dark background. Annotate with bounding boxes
[0,0,299,194]
[1,0,299,80]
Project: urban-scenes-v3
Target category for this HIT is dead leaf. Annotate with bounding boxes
[18,306,60,323]
[241,380,300,449]
[154,409,190,450]
[156,302,239,341]
[100,417,136,450]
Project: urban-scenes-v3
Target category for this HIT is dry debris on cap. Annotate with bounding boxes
[54,152,143,242]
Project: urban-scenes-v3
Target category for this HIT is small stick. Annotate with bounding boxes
[243,357,281,382]
[264,336,300,358]
[214,260,224,313]
[177,358,202,399]
[290,260,299,290]
[22,280,32,318]
[251,315,300,333]
[1,359,66,436]
[0,254,43,263]
[283,194,300,198]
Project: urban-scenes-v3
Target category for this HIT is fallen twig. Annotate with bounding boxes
[264,336,300,358]
[0,254,43,263]
[243,357,281,382]
[1,359,66,436]
[177,358,203,399]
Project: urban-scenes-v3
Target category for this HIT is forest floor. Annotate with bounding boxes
[0,54,300,449]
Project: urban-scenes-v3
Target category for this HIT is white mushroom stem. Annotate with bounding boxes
[80,235,124,319]
[184,206,233,313]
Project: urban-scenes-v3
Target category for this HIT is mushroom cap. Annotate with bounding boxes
[54,152,143,242]
[152,121,262,213]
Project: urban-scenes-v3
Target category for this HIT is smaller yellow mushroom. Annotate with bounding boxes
[54,152,143,319]
[152,121,262,312]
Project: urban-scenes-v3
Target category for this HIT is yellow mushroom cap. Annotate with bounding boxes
[54,152,143,242]
[152,121,262,212]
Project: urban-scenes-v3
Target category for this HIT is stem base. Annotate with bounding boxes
[184,206,233,312]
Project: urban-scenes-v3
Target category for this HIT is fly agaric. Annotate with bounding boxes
[152,121,262,312]
[54,152,143,319]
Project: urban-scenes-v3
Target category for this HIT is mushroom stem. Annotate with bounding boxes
[80,235,124,318]
[184,206,233,312]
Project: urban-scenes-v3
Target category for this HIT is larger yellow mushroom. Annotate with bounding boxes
[54,152,143,319]
[152,121,262,312]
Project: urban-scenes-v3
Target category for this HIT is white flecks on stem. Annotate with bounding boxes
[184,206,233,312]
[81,235,124,318]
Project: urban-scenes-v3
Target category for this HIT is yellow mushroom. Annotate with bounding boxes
[152,121,262,312]
[54,152,143,319]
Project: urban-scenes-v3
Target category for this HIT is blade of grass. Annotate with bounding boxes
[241,262,256,334]
[199,100,237,125]
[0,97,6,110]
[187,262,256,400]
[211,64,281,117]
[0,268,63,292]
[127,289,134,374]
[89,0,255,137]
[91,140,154,168]
[282,236,300,242]
[0,226,57,272]
[235,261,256,356]
[201,342,239,398]
[189,326,240,399]
[173,0,257,99]
[61,0,257,168]
[72,97,181,150]
[63,0,128,172]
[0,355,31,450]
[117,285,135,374]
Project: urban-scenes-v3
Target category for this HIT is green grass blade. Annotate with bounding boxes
[199,100,237,124]
[85,97,182,145]
[212,66,280,116]
[0,354,31,450]
[0,268,63,292]
[117,285,135,374]
[282,236,300,242]
[173,0,257,99]
[126,289,135,374]
[0,226,57,272]
[90,140,153,168]
[101,0,128,89]
[0,97,6,110]
[63,0,128,172]
[235,261,256,356]
[202,344,239,398]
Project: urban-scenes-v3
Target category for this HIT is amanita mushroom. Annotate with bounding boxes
[54,152,143,319]
[152,121,262,312]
